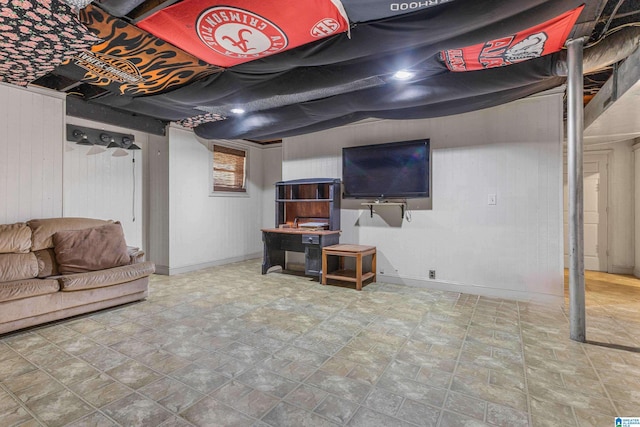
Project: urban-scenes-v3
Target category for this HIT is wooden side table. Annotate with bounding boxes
[322,244,376,291]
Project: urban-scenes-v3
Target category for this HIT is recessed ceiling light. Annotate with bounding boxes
[393,70,415,80]
[231,108,245,114]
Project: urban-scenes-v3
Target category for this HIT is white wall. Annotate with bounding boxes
[64,117,147,249]
[148,126,265,274]
[605,140,635,273]
[0,82,269,273]
[147,133,170,268]
[283,91,565,303]
[0,84,150,251]
[0,83,64,224]
[261,144,283,228]
[2,82,635,288]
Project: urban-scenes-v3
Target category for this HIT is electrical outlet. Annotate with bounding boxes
[488,194,497,205]
[429,270,436,279]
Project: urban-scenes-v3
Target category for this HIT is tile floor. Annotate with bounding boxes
[0,260,639,426]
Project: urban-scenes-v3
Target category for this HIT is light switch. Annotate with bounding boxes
[488,194,497,205]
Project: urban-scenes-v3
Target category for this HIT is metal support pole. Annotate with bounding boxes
[566,37,586,342]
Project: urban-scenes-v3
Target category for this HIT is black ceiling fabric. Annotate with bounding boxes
[194,54,565,140]
[81,0,587,139]
[238,77,566,141]
[225,0,578,73]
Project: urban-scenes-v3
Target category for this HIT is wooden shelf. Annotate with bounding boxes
[360,202,406,206]
[360,202,406,219]
[275,178,341,231]
[324,269,375,283]
[266,178,341,278]
[322,244,376,291]
[276,198,332,202]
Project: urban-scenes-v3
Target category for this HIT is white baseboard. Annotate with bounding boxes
[157,257,563,305]
[154,265,170,275]
[153,252,261,276]
[375,274,564,306]
[610,265,634,275]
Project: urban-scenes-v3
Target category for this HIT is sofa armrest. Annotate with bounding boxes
[58,262,155,291]
[127,246,145,264]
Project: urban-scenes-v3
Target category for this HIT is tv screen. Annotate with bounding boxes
[342,139,430,199]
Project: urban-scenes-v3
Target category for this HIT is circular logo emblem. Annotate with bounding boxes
[196,7,288,59]
[310,18,341,38]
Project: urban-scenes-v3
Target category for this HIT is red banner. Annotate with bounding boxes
[137,0,349,67]
[441,6,584,72]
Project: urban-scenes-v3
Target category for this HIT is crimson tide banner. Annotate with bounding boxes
[137,0,349,67]
[441,6,584,72]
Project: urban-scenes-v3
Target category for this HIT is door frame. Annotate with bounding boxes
[563,149,611,272]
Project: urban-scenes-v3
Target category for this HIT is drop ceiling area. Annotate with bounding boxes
[3,0,638,143]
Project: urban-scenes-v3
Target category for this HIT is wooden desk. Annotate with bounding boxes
[261,228,340,277]
[322,244,376,291]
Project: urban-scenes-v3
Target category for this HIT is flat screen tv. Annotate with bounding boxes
[342,139,430,199]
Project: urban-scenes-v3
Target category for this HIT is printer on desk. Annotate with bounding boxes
[294,217,330,230]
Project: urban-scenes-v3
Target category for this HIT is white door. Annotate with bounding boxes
[564,154,608,271]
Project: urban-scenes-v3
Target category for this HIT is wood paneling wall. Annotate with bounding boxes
[63,118,147,249]
[0,83,64,224]
[261,145,282,228]
[283,91,566,303]
[145,126,267,274]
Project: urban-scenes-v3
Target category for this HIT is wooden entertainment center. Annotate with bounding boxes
[261,178,341,278]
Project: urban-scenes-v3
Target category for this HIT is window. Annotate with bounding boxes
[212,144,247,193]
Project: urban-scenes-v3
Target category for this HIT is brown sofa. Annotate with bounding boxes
[0,218,155,335]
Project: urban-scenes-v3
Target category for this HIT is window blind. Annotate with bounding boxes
[213,145,247,192]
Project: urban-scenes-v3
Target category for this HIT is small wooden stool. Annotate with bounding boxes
[322,244,376,291]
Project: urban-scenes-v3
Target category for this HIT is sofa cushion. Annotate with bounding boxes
[34,249,59,278]
[0,253,38,282]
[0,223,31,254]
[28,217,113,251]
[53,223,130,274]
[0,278,59,303]
[58,262,155,291]
[127,246,145,264]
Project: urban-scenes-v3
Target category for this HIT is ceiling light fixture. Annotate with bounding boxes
[72,129,93,145]
[230,108,245,114]
[112,148,129,157]
[99,133,113,145]
[392,70,415,80]
[86,145,107,155]
[66,125,135,151]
